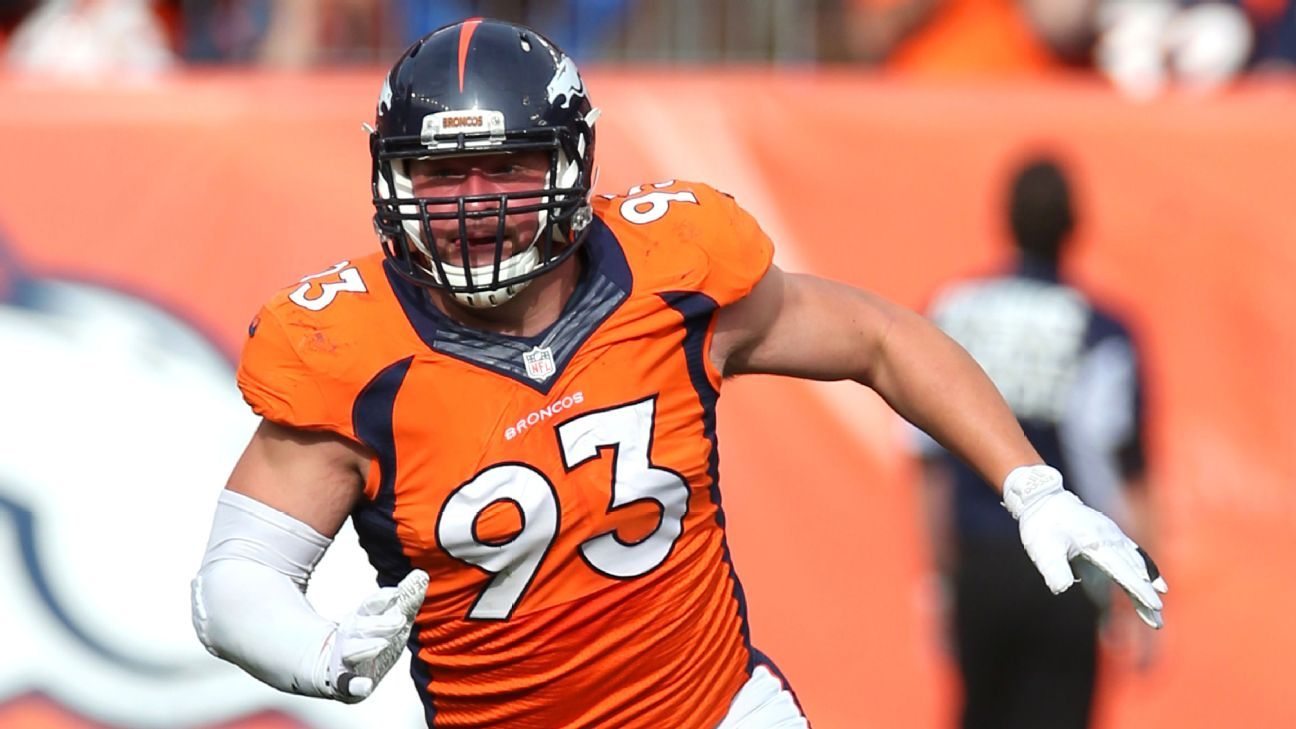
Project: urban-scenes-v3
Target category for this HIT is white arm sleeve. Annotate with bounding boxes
[190,490,337,698]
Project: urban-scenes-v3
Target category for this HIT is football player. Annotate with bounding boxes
[191,18,1167,728]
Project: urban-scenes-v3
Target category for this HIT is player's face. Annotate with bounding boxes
[408,151,549,268]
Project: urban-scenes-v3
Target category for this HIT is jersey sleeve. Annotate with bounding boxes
[691,184,775,307]
[236,303,348,436]
[599,181,776,306]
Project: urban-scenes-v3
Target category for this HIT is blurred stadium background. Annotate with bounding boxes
[0,1,1292,728]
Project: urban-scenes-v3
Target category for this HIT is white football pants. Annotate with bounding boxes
[714,665,809,728]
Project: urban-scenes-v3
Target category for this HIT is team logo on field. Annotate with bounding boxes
[0,247,422,728]
[523,345,556,381]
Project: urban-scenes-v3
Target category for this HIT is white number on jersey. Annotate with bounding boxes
[558,397,689,578]
[437,397,690,620]
[618,180,699,224]
[288,260,367,311]
[437,464,559,621]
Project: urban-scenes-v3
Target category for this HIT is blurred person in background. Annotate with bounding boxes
[845,0,1098,72]
[1096,0,1254,97]
[0,1,38,47]
[189,18,1165,727]
[166,1,631,67]
[397,0,630,59]
[170,0,274,64]
[3,0,175,77]
[1241,0,1296,68]
[914,156,1158,729]
[173,0,394,67]
[254,0,390,66]
[842,0,1266,93]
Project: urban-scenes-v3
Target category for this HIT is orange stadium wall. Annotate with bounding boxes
[0,71,1292,729]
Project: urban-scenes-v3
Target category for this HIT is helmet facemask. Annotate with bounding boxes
[373,124,595,309]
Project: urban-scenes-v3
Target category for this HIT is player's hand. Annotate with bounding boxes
[318,569,429,703]
[1002,465,1168,629]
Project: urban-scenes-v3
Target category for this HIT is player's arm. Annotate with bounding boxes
[714,265,1037,488]
[191,419,428,703]
[712,265,1167,626]
[225,418,369,536]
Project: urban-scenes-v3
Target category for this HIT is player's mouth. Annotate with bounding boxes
[446,236,514,267]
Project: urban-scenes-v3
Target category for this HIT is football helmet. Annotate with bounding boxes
[370,18,599,308]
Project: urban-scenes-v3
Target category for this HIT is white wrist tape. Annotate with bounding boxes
[191,490,336,697]
[1001,464,1066,519]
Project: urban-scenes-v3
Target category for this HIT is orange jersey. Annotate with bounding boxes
[237,181,787,727]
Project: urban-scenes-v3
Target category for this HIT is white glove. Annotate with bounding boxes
[1002,465,1168,628]
[316,569,430,702]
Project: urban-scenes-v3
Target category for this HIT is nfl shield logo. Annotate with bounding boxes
[523,345,556,381]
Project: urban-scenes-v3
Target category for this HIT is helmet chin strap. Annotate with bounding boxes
[436,244,542,308]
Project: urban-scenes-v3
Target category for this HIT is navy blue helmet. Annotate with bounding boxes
[370,18,598,307]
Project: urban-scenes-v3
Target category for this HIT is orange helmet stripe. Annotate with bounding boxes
[458,18,484,93]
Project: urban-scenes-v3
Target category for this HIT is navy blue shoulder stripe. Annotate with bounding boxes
[659,290,760,671]
[350,356,415,587]
[349,356,438,723]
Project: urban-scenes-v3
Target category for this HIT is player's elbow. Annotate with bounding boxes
[190,567,219,657]
[189,558,273,666]
[190,557,334,696]
[190,559,259,661]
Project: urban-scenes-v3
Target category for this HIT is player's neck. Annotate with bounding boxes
[429,254,584,337]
